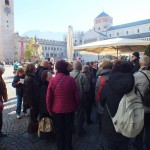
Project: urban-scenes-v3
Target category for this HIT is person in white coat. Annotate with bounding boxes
[134,55,150,150]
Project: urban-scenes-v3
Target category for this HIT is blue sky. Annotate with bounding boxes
[14,0,150,34]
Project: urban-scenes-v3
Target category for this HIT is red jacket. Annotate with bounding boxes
[46,73,80,113]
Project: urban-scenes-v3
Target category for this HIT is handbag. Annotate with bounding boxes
[38,117,54,137]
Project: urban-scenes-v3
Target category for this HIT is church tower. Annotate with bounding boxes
[94,12,113,33]
[0,0,15,62]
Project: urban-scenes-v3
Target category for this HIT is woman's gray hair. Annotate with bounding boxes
[0,65,5,74]
[73,60,82,71]
[82,65,90,73]
[102,60,113,69]
[139,55,150,67]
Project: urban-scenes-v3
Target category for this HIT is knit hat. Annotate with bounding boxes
[132,52,139,58]
[56,60,69,73]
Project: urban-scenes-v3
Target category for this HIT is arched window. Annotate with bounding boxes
[5,0,9,5]
[126,31,128,35]
[137,29,140,33]
[117,32,119,36]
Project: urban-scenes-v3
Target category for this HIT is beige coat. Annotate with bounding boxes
[134,68,150,113]
[0,76,7,101]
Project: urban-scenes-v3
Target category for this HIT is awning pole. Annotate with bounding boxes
[117,46,118,59]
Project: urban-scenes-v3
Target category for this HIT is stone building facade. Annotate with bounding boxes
[14,33,67,62]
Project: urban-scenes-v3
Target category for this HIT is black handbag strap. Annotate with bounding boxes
[54,75,64,91]
[139,71,150,85]
[136,87,144,101]
[75,72,80,79]
[106,103,113,118]
[136,71,150,101]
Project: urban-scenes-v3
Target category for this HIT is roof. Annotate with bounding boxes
[119,32,150,39]
[108,19,150,31]
[95,31,107,37]
[107,32,150,40]
[83,29,107,37]
[96,12,110,18]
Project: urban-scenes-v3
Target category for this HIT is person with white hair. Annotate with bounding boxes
[95,60,113,133]
[70,60,90,136]
[134,55,150,150]
[0,65,7,137]
[35,60,49,88]
[82,65,94,125]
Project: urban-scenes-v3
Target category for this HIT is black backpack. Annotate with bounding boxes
[137,71,150,107]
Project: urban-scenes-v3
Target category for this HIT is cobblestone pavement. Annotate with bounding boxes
[0,66,136,150]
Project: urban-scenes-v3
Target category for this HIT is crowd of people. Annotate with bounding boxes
[0,51,150,150]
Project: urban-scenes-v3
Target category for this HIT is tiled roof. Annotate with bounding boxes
[108,32,150,39]
[119,32,150,39]
[108,19,150,31]
[96,12,110,18]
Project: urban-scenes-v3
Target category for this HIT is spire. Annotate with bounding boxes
[96,11,110,18]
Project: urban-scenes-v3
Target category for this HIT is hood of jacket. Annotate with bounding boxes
[101,69,111,76]
[108,72,134,94]
[25,73,37,79]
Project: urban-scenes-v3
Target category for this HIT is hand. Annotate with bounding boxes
[18,81,23,84]
[49,112,52,116]
[4,99,7,102]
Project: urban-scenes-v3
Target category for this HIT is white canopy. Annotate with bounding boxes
[74,38,150,56]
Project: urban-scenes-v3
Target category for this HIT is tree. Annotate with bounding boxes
[25,38,35,60]
[144,44,150,57]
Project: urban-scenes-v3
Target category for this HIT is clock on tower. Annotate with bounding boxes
[4,7,11,14]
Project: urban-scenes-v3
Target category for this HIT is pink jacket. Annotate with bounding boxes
[46,73,80,113]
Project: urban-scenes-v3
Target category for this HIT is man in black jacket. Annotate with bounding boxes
[131,52,140,73]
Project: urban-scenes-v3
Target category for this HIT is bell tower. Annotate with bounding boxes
[0,0,15,62]
[94,12,113,33]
